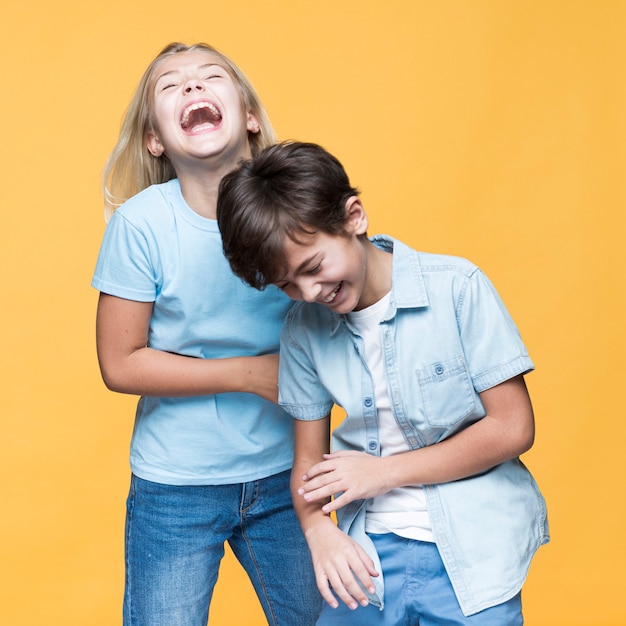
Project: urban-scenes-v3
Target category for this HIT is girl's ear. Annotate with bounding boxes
[345,196,369,235]
[146,132,165,157]
[246,112,260,134]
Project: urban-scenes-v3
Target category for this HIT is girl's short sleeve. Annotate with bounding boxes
[91,211,158,302]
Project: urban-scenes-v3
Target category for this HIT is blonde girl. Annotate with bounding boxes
[92,43,321,626]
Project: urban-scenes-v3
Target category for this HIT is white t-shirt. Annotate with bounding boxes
[347,292,434,542]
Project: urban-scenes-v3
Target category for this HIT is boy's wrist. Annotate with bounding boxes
[302,512,335,540]
[381,453,407,492]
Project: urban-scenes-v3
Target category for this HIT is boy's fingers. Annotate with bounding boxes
[302,485,335,503]
[303,459,333,481]
[325,570,361,611]
[315,572,339,609]
[352,560,378,593]
[323,559,377,610]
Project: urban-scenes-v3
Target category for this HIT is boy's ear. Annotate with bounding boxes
[146,132,165,157]
[345,196,368,235]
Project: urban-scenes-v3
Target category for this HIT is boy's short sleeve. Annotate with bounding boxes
[91,211,158,302]
[277,310,335,421]
[459,268,534,392]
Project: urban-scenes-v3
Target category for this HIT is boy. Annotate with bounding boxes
[217,141,549,625]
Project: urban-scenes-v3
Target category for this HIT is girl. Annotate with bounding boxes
[92,43,321,626]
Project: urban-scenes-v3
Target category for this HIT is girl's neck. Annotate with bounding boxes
[176,149,251,220]
[178,171,220,219]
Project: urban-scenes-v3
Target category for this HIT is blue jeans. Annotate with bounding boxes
[317,533,523,625]
[123,471,322,626]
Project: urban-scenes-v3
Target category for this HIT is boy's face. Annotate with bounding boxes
[274,197,373,313]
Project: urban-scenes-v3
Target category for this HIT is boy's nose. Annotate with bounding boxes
[299,282,320,303]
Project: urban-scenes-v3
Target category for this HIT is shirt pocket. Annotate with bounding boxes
[417,357,476,428]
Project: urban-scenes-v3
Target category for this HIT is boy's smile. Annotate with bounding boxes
[276,231,364,313]
[323,283,342,304]
[274,198,392,313]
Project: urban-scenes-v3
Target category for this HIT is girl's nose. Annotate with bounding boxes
[184,79,205,94]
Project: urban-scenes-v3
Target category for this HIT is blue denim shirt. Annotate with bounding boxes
[278,236,549,616]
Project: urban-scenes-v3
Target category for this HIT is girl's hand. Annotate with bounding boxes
[245,353,280,403]
[305,519,378,610]
[298,450,391,514]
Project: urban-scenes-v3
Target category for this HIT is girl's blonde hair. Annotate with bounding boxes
[103,42,276,220]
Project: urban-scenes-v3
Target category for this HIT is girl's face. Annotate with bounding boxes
[146,51,259,169]
[274,198,379,314]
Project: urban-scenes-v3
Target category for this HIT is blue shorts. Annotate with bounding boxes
[317,533,523,625]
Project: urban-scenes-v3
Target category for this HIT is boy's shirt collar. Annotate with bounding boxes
[330,235,429,334]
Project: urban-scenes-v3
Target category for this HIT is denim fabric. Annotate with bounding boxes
[123,471,322,626]
[279,236,549,616]
[316,533,523,625]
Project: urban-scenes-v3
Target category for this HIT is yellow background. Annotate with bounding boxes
[1,1,624,624]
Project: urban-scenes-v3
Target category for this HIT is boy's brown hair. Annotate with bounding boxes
[217,141,359,289]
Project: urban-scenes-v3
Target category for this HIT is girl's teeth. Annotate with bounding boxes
[180,102,221,127]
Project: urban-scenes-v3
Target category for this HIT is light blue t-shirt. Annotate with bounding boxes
[278,235,549,616]
[92,179,294,485]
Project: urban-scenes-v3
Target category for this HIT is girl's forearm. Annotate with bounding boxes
[100,348,279,401]
[96,293,279,401]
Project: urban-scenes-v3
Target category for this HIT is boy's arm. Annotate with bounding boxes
[96,293,280,402]
[299,375,534,513]
[291,416,378,610]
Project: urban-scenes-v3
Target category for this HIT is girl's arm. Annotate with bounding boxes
[96,292,280,402]
[298,374,535,513]
[291,416,378,610]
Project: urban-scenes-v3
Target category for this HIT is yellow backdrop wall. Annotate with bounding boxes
[1,1,624,624]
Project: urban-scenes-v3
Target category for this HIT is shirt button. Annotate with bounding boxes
[368,441,377,451]
[364,397,373,407]
[435,364,445,375]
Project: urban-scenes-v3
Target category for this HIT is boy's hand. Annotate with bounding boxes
[298,450,391,514]
[305,519,378,610]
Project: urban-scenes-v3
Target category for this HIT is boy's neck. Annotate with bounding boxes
[357,239,393,310]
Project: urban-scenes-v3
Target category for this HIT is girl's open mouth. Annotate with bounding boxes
[180,101,222,134]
